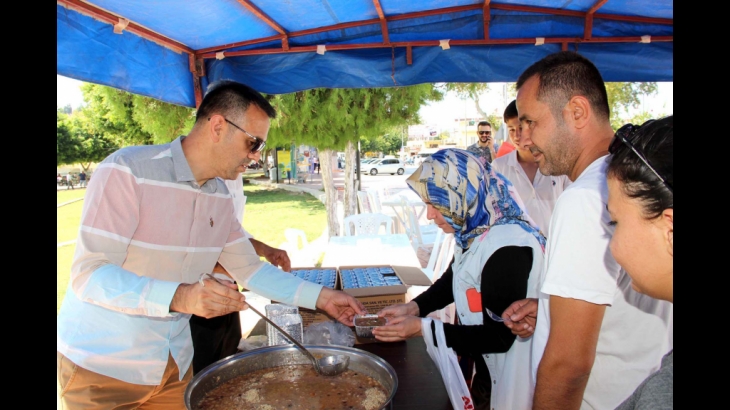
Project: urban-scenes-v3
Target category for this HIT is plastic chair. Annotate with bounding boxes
[342,213,394,236]
[284,228,308,250]
[368,188,407,233]
[400,196,439,248]
[365,189,383,213]
[278,229,324,268]
[357,191,372,213]
[410,229,454,284]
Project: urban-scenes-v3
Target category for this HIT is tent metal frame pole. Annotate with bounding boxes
[201,35,672,58]
[194,2,671,57]
[60,0,671,61]
[58,0,193,54]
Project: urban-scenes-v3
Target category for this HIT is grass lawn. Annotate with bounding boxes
[57,183,327,315]
[57,188,87,205]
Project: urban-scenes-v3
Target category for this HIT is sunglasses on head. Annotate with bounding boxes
[208,117,267,153]
[478,131,491,136]
[610,123,672,192]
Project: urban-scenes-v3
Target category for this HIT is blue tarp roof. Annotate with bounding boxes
[57,1,673,108]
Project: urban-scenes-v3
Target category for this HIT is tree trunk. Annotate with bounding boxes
[320,149,340,237]
[473,98,487,120]
[262,149,271,176]
[343,140,358,218]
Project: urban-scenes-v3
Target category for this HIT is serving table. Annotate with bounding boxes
[322,233,421,268]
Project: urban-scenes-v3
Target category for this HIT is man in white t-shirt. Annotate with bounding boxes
[492,99,570,237]
[505,51,672,410]
[189,173,292,374]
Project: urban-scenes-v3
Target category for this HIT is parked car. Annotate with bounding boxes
[362,158,405,176]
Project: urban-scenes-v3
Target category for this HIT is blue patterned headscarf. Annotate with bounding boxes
[406,148,546,250]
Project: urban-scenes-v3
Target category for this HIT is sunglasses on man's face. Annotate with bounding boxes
[609,123,672,192]
[208,117,267,153]
[478,131,491,136]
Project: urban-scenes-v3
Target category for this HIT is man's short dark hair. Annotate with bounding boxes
[516,51,610,122]
[477,121,491,128]
[503,100,518,121]
[195,80,276,123]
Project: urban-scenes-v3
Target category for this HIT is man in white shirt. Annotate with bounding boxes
[492,100,570,237]
[57,80,365,409]
[189,173,293,374]
[506,51,672,409]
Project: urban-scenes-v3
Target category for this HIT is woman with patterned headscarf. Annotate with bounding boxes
[372,148,546,410]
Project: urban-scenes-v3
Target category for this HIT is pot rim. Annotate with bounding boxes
[185,344,398,410]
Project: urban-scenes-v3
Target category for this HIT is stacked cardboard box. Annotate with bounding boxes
[272,265,432,343]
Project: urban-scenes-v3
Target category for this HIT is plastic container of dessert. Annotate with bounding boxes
[353,314,388,338]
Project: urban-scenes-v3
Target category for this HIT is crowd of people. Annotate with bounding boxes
[374,51,672,410]
[57,50,672,410]
[57,171,88,190]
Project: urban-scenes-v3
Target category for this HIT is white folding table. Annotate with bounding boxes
[321,233,421,268]
[379,190,427,229]
[321,233,429,302]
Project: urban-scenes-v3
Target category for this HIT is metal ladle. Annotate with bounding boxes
[247,304,350,376]
[201,273,350,377]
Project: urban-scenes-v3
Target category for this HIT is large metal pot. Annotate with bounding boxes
[185,344,398,409]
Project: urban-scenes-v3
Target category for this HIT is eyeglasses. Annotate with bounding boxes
[208,117,266,153]
[478,131,491,136]
[610,123,672,192]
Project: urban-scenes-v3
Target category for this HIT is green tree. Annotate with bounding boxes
[57,112,82,166]
[69,109,120,170]
[358,132,402,155]
[80,83,195,145]
[627,111,656,127]
[485,113,503,133]
[605,82,659,130]
[269,86,443,235]
[80,84,154,146]
[382,132,404,155]
[57,109,120,169]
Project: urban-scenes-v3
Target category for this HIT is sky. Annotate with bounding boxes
[57,75,673,129]
[418,82,674,130]
[57,75,86,109]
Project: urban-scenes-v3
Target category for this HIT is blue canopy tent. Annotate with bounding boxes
[57,0,673,108]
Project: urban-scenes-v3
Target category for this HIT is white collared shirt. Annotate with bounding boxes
[224,176,253,239]
[57,137,323,385]
[492,151,571,237]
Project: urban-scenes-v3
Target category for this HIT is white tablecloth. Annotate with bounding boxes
[322,234,421,268]
[322,234,430,304]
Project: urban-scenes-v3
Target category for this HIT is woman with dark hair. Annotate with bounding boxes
[606,115,673,409]
[372,148,546,409]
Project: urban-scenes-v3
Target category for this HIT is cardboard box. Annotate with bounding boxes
[273,265,432,341]
[279,267,339,328]
[339,264,432,300]
[339,264,433,344]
